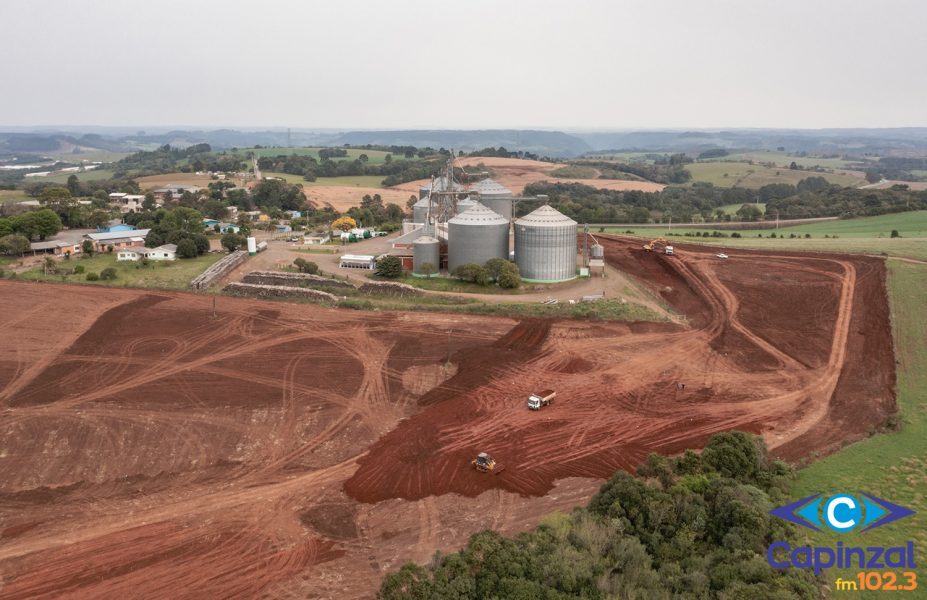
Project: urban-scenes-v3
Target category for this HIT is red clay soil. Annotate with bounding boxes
[0,239,896,598]
[344,237,896,502]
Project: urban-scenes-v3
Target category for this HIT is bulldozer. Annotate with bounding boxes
[472,452,505,474]
[642,237,667,252]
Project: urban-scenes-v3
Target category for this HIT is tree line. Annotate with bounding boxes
[522,179,927,223]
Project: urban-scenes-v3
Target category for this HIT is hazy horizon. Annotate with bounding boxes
[3,0,926,130]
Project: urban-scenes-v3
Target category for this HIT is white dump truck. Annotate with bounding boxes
[665,246,674,256]
[528,389,556,410]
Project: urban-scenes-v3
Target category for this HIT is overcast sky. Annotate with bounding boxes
[2,0,925,130]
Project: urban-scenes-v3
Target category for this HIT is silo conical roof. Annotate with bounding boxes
[515,204,577,227]
[448,201,508,226]
[469,178,512,196]
[413,197,431,208]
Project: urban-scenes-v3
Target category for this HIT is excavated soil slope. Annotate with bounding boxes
[0,241,895,598]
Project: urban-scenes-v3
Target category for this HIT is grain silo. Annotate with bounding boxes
[413,236,441,275]
[412,197,431,224]
[455,197,477,215]
[447,202,509,272]
[469,178,513,221]
[514,205,578,282]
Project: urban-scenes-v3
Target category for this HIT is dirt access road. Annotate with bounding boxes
[0,238,894,598]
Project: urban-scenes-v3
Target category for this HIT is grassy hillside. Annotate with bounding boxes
[236,147,396,164]
[600,212,927,261]
[42,169,115,184]
[686,161,862,188]
[790,260,927,596]
[265,172,386,188]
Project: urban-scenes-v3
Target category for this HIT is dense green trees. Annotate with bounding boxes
[175,238,198,259]
[524,179,927,223]
[379,431,819,599]
[251,179,306,211]
[0,234,30,255]
[375,255,403,278]
[2,209,63,240]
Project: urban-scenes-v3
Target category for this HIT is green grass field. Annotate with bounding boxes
[49,151,132,163]
[789,260,927,596]
[18,253,222,290]
[719,150,862,170]
[41,169,116,184]
[265,172,385,188]
[599,212,927,260]
[686,161,862,188]
[236,147,397,164]
[0,190,30,204]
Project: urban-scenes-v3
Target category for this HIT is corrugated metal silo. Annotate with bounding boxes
[455,197,477,215]
[448,202,510,272]
[412,197,431,223]
[469,179,513,221]
[413,236,441,274]
[514,205,578,281]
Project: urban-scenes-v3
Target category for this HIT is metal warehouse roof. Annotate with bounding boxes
[448,202,508,226]
[515,205,576,228]
[86,228,151,241]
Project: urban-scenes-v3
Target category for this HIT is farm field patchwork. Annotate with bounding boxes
[0,238,896,598]
[686,161,863,188]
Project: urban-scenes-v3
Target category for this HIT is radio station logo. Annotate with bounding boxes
[770,492,914,533]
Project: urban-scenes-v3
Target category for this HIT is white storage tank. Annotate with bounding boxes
[447,202,509,273]
[455,197,477,215]
[247,236,257,255]
[413,236,441,275]
[514,205,578,282]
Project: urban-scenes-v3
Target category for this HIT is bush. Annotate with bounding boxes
[454,263,491,286]
[891,229,901,238]
[293,257,319,274]
[85,272,100,281]
[74,265,85,274]
[495,262,521,289]
[375,255,403,278]
[730,232,741,238]
[176,238,198,259]
[99,267,118,281]
[221,233,246,252]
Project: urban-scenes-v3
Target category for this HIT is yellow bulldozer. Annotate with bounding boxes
[472,452,505,474]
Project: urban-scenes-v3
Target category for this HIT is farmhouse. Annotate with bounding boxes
[29,240,83,256]
[116,244,177,262]
[85,229,150,252]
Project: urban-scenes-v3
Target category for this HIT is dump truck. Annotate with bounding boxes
[665,246,674,256]
[528,389,556,410]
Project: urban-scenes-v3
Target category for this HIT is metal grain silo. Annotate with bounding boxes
[448,202,510,273]
[412,197,431,224]
[590,243,604,259]
[455,197,477,215]
[469,179,513,221]
[515,205,578,282]
[413,236,441,275]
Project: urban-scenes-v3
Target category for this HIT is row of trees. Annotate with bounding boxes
[379,431,820,599]
[523,179,927,223]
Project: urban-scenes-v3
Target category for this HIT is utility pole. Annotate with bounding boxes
[776,210,780,232]
[583,223,589,268]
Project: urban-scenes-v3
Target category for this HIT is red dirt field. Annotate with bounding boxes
[0,239,895,598]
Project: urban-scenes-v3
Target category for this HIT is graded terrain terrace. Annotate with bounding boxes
[0,239,896,598]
